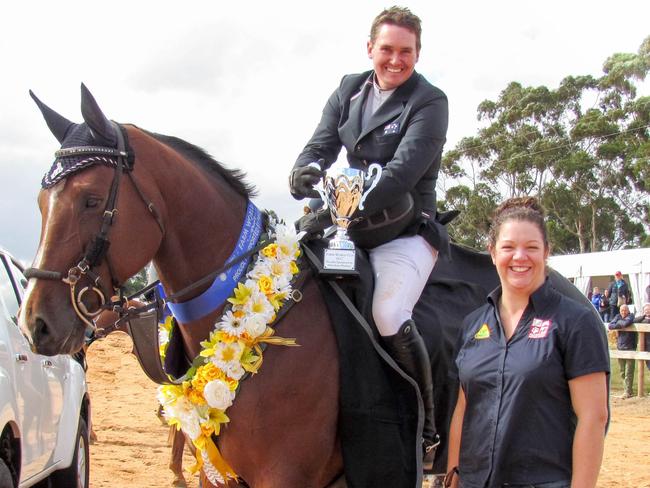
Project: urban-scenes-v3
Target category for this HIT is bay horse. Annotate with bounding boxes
[20,85,343,488]
[18,85,592,488]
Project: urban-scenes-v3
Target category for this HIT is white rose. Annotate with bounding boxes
[203,379,235,411]
[243,314,267,338]
[174,398,202,440]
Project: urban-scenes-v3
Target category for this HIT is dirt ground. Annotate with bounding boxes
[86,333,650,488]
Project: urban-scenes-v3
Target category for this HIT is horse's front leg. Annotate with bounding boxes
[169,428,187,487]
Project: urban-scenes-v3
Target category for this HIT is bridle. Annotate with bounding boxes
[24,122,275,342]
[24,122,165,336]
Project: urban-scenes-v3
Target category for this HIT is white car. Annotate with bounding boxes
[0,249,90,487]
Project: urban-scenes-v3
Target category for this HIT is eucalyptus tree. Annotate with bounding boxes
[440,36,650,253]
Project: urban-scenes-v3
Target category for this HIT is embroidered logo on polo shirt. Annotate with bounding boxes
[474,323,490,339]
[529,318,551,339]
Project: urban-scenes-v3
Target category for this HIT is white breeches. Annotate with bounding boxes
[368,235,438,336]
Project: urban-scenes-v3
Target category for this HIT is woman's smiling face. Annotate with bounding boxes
[490,219,549,297]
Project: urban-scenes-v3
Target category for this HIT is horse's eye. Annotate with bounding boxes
[85,197,101,209]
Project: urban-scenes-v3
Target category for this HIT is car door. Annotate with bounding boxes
[0,254,50,479]
[3,256,67,470]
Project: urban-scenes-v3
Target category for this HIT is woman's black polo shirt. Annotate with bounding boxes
[455,279,610,487]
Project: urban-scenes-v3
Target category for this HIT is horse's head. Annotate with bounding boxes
[20,85,164,355]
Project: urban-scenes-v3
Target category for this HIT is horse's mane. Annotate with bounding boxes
[145,130,258,199]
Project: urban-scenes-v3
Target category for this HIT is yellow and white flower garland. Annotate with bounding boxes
[157,219,301,484]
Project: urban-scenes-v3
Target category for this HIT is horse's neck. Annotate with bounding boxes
[137,137,247,299]
[149,158,246,292]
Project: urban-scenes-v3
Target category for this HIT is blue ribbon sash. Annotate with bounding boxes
[164,201,263,323]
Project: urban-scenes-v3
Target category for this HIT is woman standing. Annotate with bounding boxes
[446,197,609,488]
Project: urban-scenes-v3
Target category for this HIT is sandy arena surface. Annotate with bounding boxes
[86,333,650,488]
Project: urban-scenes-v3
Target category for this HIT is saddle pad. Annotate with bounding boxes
[304,239,421,488]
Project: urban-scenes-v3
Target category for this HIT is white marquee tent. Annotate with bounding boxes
[548,248,650,313]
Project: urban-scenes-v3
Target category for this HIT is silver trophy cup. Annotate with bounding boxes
[311,163,382,274]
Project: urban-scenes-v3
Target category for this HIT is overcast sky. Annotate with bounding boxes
[1,0,648,262]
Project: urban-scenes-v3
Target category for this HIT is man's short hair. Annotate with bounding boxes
[370,6,422,53]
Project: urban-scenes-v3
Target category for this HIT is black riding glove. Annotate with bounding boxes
[289,160,325,200]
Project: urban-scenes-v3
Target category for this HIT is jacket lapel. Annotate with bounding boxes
[356,72,420,144]
[347,74,374,144]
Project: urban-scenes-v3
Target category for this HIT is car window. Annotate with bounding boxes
[0,256,21,324]
[4,256,27,300]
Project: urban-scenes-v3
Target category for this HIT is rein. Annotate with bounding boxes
[96,235,274,338]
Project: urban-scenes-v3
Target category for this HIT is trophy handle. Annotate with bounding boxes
[358,163,382,211]
[307,161,328,210]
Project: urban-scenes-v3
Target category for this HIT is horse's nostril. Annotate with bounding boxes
[35,317,50,341]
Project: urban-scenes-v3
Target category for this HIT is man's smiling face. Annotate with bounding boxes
[367,23,419,90]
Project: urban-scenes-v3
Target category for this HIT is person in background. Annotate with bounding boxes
[600,289,611,322]
[609,304,636,399]
[289,6,448,470]
[633,303,650,372]
[446,197,609,488]
[612,271,629,306]
[607,277,620,318]
[591,286,602,312]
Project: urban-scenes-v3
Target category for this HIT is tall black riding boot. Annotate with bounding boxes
[382,319,438,472]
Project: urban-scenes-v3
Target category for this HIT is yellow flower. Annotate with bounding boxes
[289,261,299,275]
[200,362,222,382]
[268,292,287,311]
[258,275,274,294]
[181,380,207,405]
[241,348,262,373]
[262,243,278,258]
[219,343,238,362]
[159,384,184,404]
[203,409,230,436]
[227,282,252,306]
[186,387,206,405]
[192,362,223,392]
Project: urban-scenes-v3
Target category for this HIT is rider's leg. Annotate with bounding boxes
[369,235,438,469]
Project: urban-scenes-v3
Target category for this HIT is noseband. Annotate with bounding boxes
[24,122,165,336]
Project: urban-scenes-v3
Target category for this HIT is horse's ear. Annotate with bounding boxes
[29,90,76,144]
[80,83,117,147]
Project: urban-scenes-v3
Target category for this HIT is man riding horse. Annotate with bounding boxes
[289,6,448,470]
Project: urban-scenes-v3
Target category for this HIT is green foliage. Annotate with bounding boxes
[440,36,650,253]
[439,183,499,249]
[122,267,149,297]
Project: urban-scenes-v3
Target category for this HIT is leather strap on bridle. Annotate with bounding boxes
[24,122,164,335]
